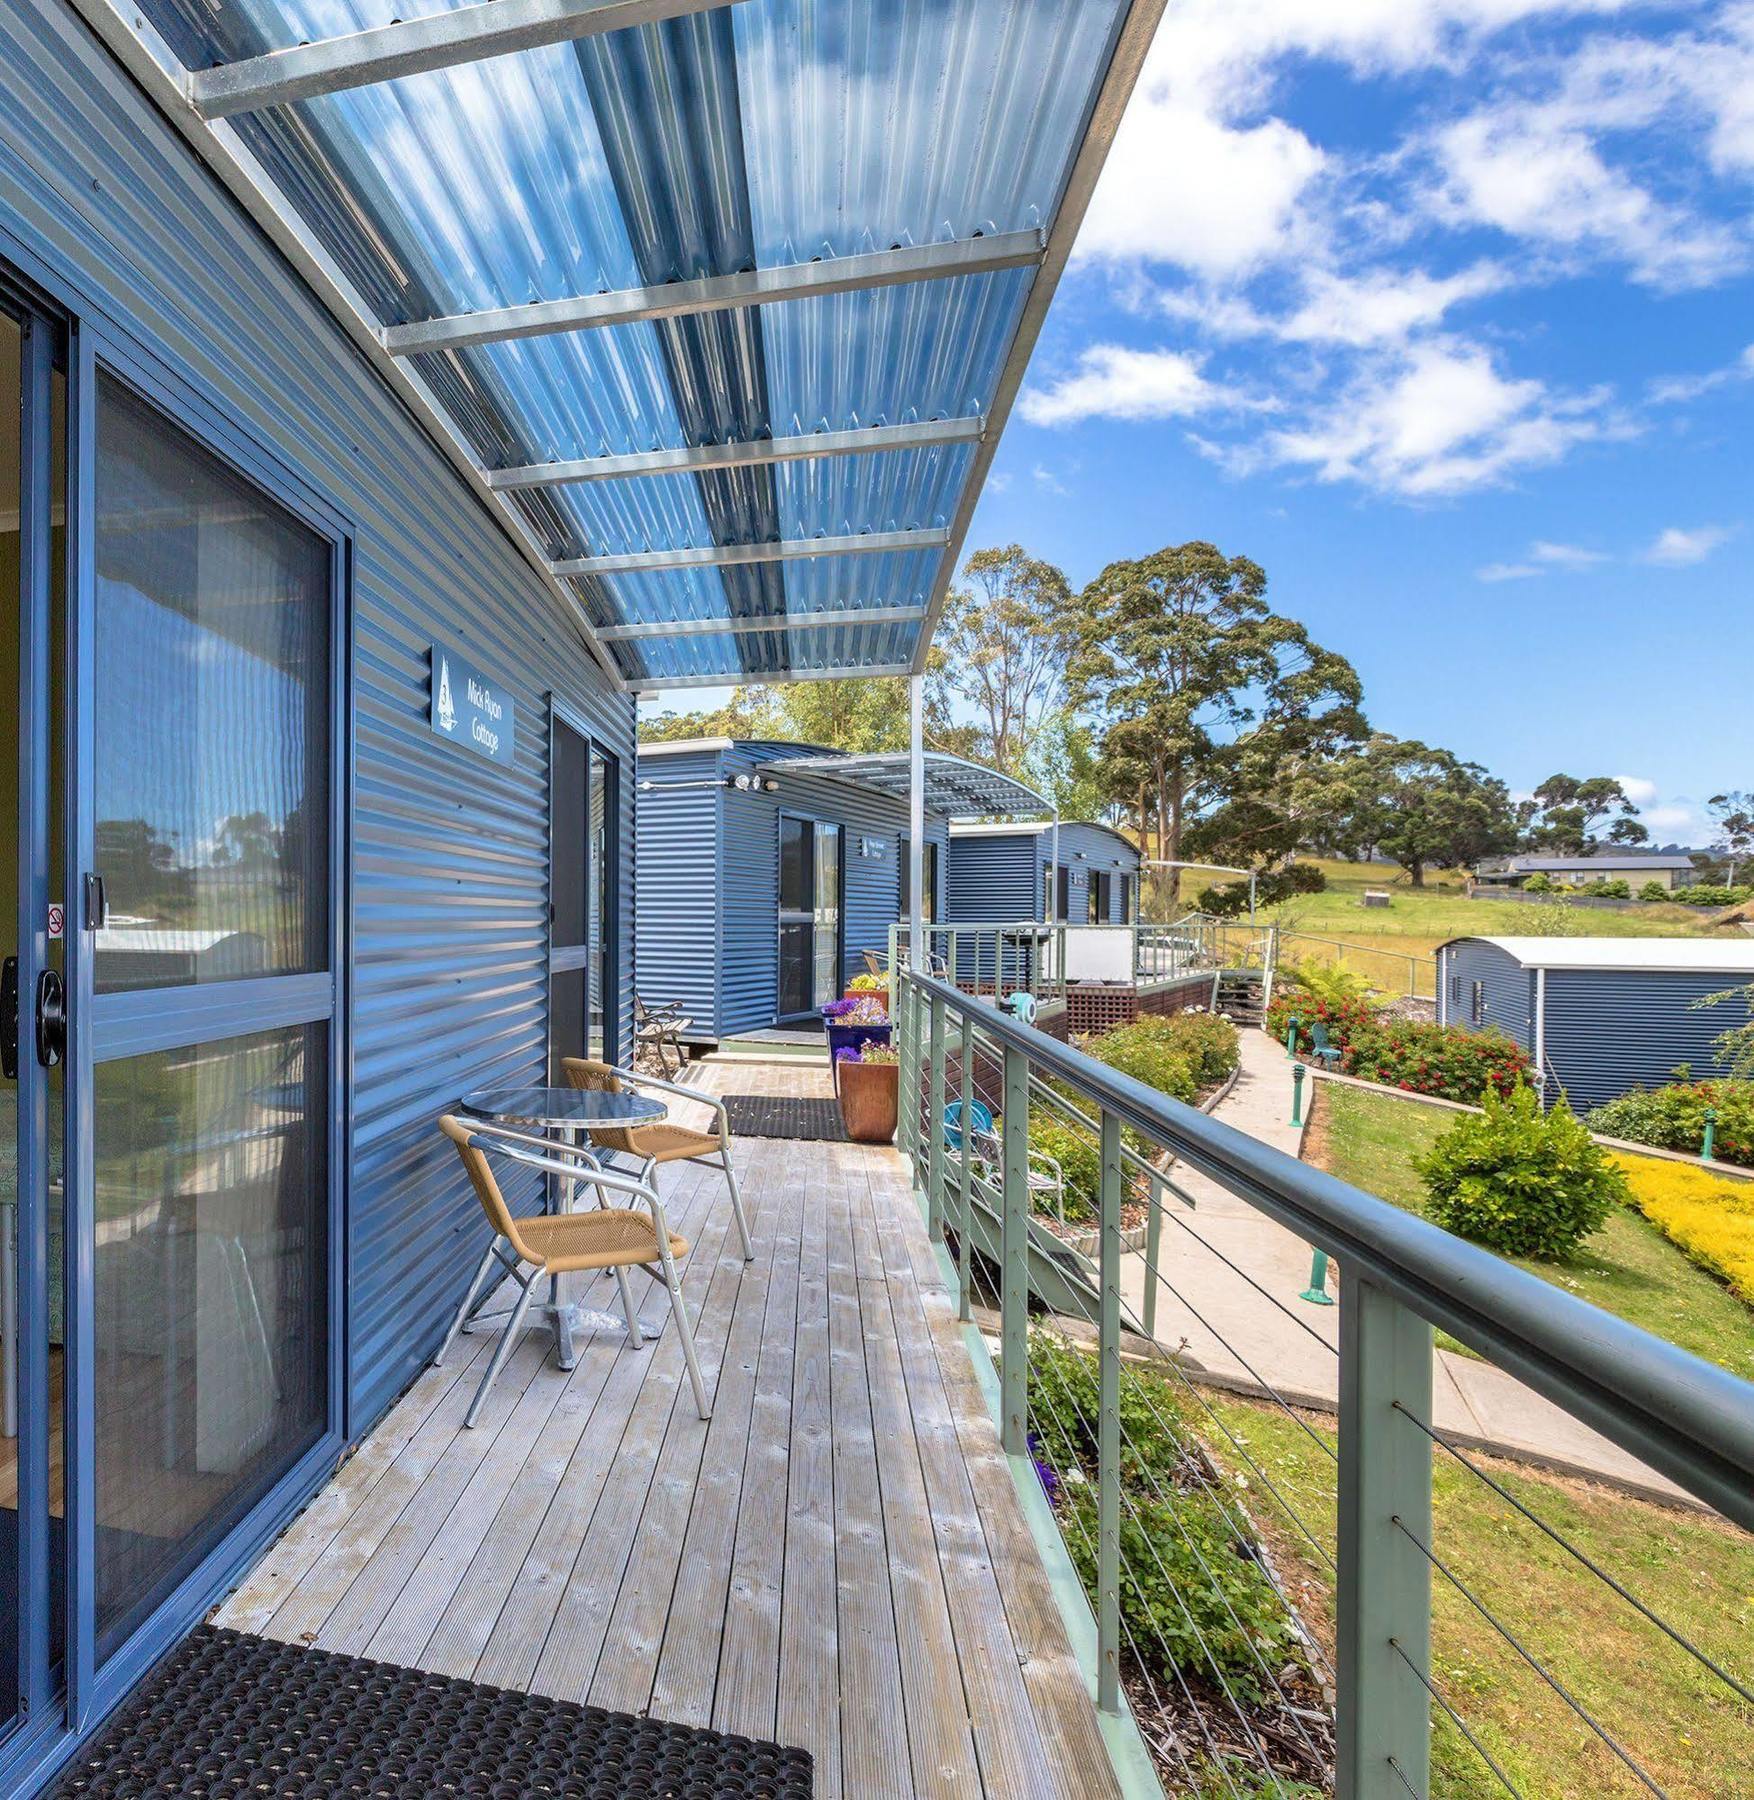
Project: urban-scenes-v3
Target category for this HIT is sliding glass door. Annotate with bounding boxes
[549,713,616,1073]
[1,283,67,1755]
[777,817,842,1020]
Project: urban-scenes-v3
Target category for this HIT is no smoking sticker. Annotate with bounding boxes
[46,903,63,941]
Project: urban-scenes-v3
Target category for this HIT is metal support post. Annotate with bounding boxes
[1097,1107,1123,1713]
[1000,1042,1030,1456]
[927,995,947,1241]
[1337,1278,1434,1800]
[957,1012,974,1323]
[908,675,925,971]
[1143,1171,1163,1342]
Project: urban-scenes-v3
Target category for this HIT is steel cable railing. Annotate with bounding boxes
[894,972,1754,1800]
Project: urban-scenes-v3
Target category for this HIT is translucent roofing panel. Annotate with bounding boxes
[761,751,1050,817]
[133,0,1135,686]
[613,616,922,686]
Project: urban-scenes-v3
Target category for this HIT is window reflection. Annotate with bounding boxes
[92,1026,326,1654]
[94,378,329,993]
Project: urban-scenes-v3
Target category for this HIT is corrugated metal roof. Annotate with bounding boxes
[760,748,1047,817]
[1440,936,1754,974]
[101,0,1162,688]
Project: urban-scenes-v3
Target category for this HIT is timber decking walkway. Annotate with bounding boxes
[1122,1028,1692,1506]
[217,1061,1118,1800]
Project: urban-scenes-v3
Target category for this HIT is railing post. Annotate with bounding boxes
[927,994,947,1241]
[1142,1169,1162,1342]
[1097,1107,1123,1713]
[896,977,917,1174]
[957,1012,974,1323]
[1338,1276,1434,1800]
[1000,1041,1030,1456]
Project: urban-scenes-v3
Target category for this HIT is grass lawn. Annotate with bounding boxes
[1306,1082,1754,1383]
[1258,858,1718,968]
[1199,1394,1754,1800]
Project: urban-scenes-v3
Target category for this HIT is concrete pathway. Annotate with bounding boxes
[1121,1028,1693,1507]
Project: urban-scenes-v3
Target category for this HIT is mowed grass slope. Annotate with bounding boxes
[1255,858,1719,965]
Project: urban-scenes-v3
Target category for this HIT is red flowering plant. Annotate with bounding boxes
[1343,1020,1531,1104]
[1264,990,1376,1057]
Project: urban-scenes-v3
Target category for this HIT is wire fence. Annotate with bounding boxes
[895,975,1754,1800]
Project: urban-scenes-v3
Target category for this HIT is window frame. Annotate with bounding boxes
[66,316,353,1725]
[546,699,619,1073]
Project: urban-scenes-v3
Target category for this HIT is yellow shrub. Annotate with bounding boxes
[1613,1154,1754,1300]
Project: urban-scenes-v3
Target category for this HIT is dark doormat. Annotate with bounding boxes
[49,1625,814,1799]
[723,1095,848,1143]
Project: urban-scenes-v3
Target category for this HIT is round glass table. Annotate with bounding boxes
[459,1085,671,1363]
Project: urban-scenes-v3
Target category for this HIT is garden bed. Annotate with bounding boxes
[1305,1083,1754,1382]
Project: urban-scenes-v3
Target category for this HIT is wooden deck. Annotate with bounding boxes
[216,1062,1119,1800]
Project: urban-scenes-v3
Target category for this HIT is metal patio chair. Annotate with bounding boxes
[561,1058,755,1264]
[942,1099,1067,1224]
[434,1114,711,1426]
[633,995,691,1077]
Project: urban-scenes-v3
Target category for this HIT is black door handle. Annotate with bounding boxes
[1,957,17,1082]
[35,968,64,1069]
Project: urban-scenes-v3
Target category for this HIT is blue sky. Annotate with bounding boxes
[974,0,1753,843]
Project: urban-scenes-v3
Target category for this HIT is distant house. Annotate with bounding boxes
[946,821,1142,925]
[1473,852,1696,892]
[1437,936,1754,1107]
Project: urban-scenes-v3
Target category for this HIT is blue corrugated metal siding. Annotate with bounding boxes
[948,822,1139,924]
[0,4,637,1434]
[713,746,946,1034]
[1442,941,1535,1050]
[947,831,1041,921]
[1544,970,1739,1108]
[633,747,723,1034]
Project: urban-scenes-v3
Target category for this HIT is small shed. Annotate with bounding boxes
[635,740,1045,1044]
[946,820,1141,926]
[1436,936,1754,1108]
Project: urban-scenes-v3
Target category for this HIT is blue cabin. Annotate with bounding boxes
[636,742,1046,1044]
[1437,937,1754,1108]
[947,821,1141,925]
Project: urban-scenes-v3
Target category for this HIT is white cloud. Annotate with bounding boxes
[1261,337,1623,497]
[1648,344,1754,405]
[1020,345,1249,427]
[1031,464,1071,496]
[1641,801,1706,836]
[1429,105,1745,290]
[1530,539,1608,569]
[1643,524,1736,566]
[1614,775,1659,806]
[1279,262,1507,346]
[1477,561,1542,581]
[1079,99,1325,278]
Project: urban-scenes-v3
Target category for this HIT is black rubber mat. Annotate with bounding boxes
[723,1094,848,1143]
[50,1625,814,1799]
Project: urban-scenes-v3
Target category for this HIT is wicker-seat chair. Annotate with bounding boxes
[433,1113,710,1425]
[560,1058,755,1264]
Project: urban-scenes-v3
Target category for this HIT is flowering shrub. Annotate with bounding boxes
[1614,1154,1754,1299]
[1029,1115,1102,1222]
[841,1041,898,1066]
[1344,1018,1531,1104]
[823,994,887,1024]
[1416,1084,1626,1259]
[1586,1080,1754,1168]
[1264,990,1377,1057]
[1091,1012,1240,1090]
[1080,1027,1198,1106]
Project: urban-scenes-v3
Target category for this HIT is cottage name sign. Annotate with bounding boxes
[430,643,515,766]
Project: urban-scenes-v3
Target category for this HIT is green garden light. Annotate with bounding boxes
[1702,1107,1718,1163]
[1300,1248,1335,1307]
[1285,1014,1300,1060]
[1290,1061,1306,1128]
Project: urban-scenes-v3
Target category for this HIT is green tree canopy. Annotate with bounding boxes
[1516,774,1650,854]
[1318,735,1518,888]
[1055,541,1364,894]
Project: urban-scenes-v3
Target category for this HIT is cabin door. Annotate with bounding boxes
[777,817,842,1019]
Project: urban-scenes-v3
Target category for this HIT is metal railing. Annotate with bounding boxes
[893,971,1754,1800]
[885,916,1271,1004]
[1274,929,1438,1003]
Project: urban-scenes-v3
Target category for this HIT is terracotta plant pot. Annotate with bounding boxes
[843,988,889,1016]
[837,1058,899,1144]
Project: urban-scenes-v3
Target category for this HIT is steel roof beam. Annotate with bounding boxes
[597,604,926,641]
[382,232,1044,356]
[627,661,914,693]
[553,527,947,577]
[187,0,746,119]
[486,416,984,490]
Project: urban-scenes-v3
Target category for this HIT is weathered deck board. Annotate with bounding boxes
[216,1064,1119,1798]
